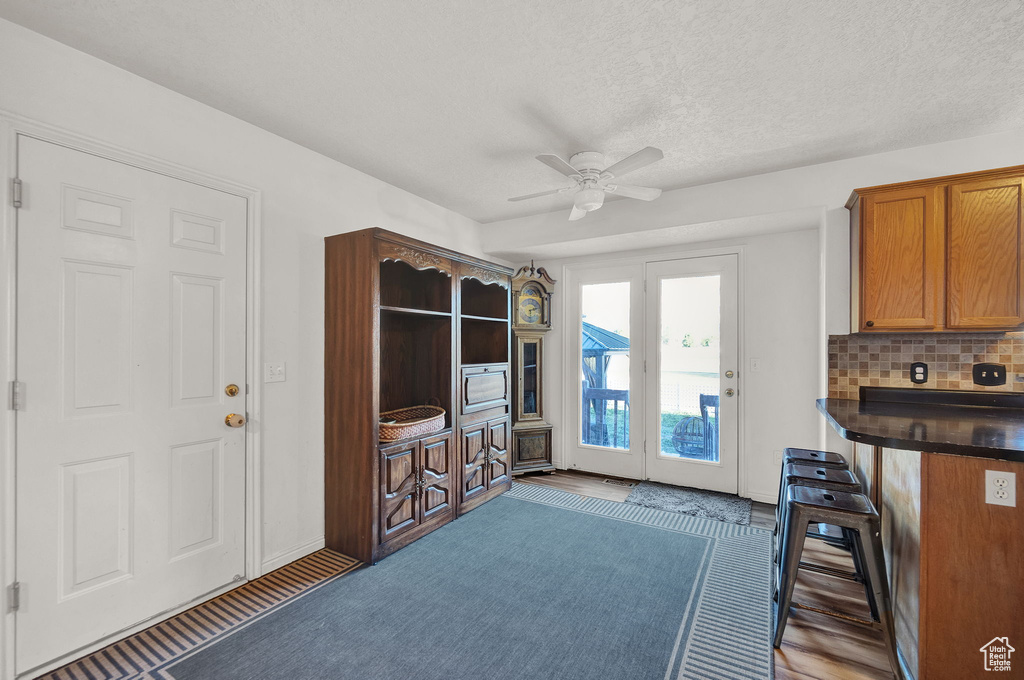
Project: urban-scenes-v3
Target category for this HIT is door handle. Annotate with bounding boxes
[724,388,735,397]
[225,413,246,428]
[724,370,734,379]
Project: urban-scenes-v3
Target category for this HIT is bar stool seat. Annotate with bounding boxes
[774,463,863,557]
[773,484,902,679]
[783,447,848,469]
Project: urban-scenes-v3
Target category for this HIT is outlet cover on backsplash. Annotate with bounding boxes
[828,333,1024,400]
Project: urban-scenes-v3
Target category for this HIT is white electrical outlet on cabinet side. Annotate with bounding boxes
[264,362,286,383]
[985,470,1016,507]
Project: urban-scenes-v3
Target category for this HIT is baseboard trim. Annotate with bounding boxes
[261,536,326,573]
[748,491,777,505]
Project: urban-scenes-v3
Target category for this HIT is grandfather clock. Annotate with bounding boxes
[511,261,556,475]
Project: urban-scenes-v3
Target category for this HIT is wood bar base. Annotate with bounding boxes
[852,446,1024,680]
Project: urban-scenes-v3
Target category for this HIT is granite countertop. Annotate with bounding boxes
[817,397,1024,461]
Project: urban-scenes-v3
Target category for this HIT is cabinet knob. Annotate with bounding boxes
[865,320,875,327]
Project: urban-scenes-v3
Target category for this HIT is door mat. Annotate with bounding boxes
[625,481,752,525]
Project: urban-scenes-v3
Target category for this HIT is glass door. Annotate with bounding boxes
[644,255,738,493]
[568,264,644,479]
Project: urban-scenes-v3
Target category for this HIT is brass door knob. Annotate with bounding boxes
[724,388,735,397]
[225,413,246,428]
[725,370,734,379]
[225,384,240,397]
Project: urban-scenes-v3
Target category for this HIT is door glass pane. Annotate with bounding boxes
[659,275,720,462]
[522,341,538,415]
[580,282,630,449]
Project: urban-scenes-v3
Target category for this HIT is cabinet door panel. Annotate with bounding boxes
[379,442,419,541]
[421,434,453,520]
[461,364,509,414]
[460,424,488,503]
[512,428,553,472]
[947,177,1024,329]
[487,418,510,488]
[860,187,944,331]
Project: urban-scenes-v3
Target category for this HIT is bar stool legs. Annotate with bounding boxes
[858,523,901,678]
[773,485,903,680]
[772,499,809,647]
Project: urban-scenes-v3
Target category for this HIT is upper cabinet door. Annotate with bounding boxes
[859,186,945,331]
[947,176,1024,329]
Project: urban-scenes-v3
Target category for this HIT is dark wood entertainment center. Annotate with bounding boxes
[324,228,513,563]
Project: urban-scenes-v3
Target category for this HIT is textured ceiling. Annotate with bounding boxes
[2,1,1023,223]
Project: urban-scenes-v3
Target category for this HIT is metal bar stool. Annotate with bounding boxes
[773,484,902,679]
[783,447,848,469]
[773,463,863,559]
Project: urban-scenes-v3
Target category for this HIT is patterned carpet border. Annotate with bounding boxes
[505,483,775,680]
[35,550,362,680]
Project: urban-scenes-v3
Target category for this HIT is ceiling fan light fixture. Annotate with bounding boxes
[573,187,605,212]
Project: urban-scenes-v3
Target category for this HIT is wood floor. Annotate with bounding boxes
[517,470,894,680]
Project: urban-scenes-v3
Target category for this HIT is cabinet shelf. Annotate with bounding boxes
[381,305,452,318]
[460,313,508,323]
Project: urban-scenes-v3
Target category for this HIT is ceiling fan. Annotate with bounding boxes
[508,146,664,221]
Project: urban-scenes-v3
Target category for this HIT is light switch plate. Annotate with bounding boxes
[264,362,286,383]
[985,470,1016,507]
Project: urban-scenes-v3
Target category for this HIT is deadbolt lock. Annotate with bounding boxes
[725,371,734,379]
[225,384,240,397]
[225,413,246,428]
[725,388,736,397]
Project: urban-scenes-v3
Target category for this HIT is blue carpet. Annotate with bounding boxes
[160,484,773,680]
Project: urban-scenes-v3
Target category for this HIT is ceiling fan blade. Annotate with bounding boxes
[568,205,588,221]
[605,184,662,201]
[537,154,582,179]
[507,186,574,202]
[600,146,664,179]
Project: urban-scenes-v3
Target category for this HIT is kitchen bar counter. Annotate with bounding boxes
[817,397,1024,461]
[818,390,1023,680]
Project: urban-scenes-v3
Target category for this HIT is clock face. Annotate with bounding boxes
[519,287,543,324]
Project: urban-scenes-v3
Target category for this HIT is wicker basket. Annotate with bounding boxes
[379,404,446,442]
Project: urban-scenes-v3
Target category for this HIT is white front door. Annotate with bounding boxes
[15,136,248,675]
[644,255,739,493]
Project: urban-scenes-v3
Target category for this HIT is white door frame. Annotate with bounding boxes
[560,244,746,492]
[0,111,264,680]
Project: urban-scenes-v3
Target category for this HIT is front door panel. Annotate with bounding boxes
[15,136,248,674]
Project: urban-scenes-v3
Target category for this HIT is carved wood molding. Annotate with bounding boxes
[460,264,510,288]
[513,260,557,285]
[378,241,453,276]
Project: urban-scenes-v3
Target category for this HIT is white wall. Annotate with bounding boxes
[534,228,820,503]
[0,18,488,574]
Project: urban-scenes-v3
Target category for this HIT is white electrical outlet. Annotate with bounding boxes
[264,362,286,383]
[985,470,1016,507]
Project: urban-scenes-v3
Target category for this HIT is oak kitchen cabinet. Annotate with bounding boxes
[848,166,1024,332]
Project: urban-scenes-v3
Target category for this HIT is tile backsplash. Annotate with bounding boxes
[828,333,1024,399]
